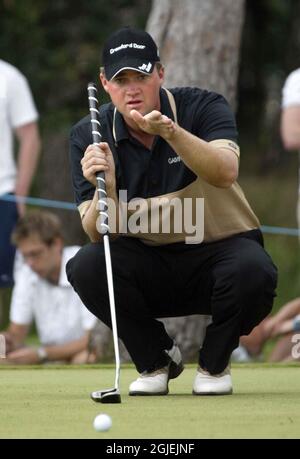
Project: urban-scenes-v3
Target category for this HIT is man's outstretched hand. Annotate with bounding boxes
[130,109,176,140]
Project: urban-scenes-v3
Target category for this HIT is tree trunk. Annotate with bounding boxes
[145,0,245,361]
[147,0,245,110]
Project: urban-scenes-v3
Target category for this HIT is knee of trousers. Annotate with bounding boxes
[66,243,107,294]
[213,253,278,319]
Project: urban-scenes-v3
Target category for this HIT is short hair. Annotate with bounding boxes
[11,211,63,246]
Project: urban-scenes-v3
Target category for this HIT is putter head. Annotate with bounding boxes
[91,388,121,404]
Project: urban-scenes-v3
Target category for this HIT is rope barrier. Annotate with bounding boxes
[0,194,76,211]
[1,194,299,237]
[260,225,300,237]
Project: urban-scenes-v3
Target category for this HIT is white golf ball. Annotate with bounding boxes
[93,413,112,432]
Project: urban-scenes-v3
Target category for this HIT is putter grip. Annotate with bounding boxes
[87,82,109,235]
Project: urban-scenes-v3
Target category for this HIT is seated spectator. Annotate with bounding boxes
[0,211,97,364]
[233,298,300,362]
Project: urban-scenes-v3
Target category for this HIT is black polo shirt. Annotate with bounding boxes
[69,86,237,205]
[69,87,259,244]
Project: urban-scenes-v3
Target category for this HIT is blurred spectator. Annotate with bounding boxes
[233,70,300,364]
[239,71,300,364]
[232,298,300,362]
[0,59,40,289]
[281,68,300,228]
[0,211,97,364]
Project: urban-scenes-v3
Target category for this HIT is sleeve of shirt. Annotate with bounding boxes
[192,92,238,143]
[69,121,95,206]
[9,266,34,325]
[7,69,38,128]
[282,69,300,108]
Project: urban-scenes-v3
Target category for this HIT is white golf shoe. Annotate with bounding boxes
[129,343,184,396]
[193,365,233,395]
[129,366,170,395]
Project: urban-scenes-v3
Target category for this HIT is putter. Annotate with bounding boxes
[87,82,121,404]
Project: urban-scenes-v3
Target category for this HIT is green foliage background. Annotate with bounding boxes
[0,0,151,130]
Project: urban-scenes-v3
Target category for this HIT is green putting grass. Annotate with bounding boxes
[0,364,299,439]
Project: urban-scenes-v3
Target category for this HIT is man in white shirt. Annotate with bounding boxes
[281,68,300,228]
[1,211,97,364]
[231,71,300,364]
[0,59,40,288]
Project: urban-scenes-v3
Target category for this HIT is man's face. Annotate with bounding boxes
[17,234,63,282]
[100,67,164,123]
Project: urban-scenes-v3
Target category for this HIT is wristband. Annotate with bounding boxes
[37,347,48,363]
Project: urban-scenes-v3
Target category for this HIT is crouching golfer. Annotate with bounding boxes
[67,27,277,395]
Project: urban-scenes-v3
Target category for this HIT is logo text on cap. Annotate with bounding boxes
[110,43,146,54]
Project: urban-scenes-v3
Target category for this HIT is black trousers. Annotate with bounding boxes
[66,229,277,374]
